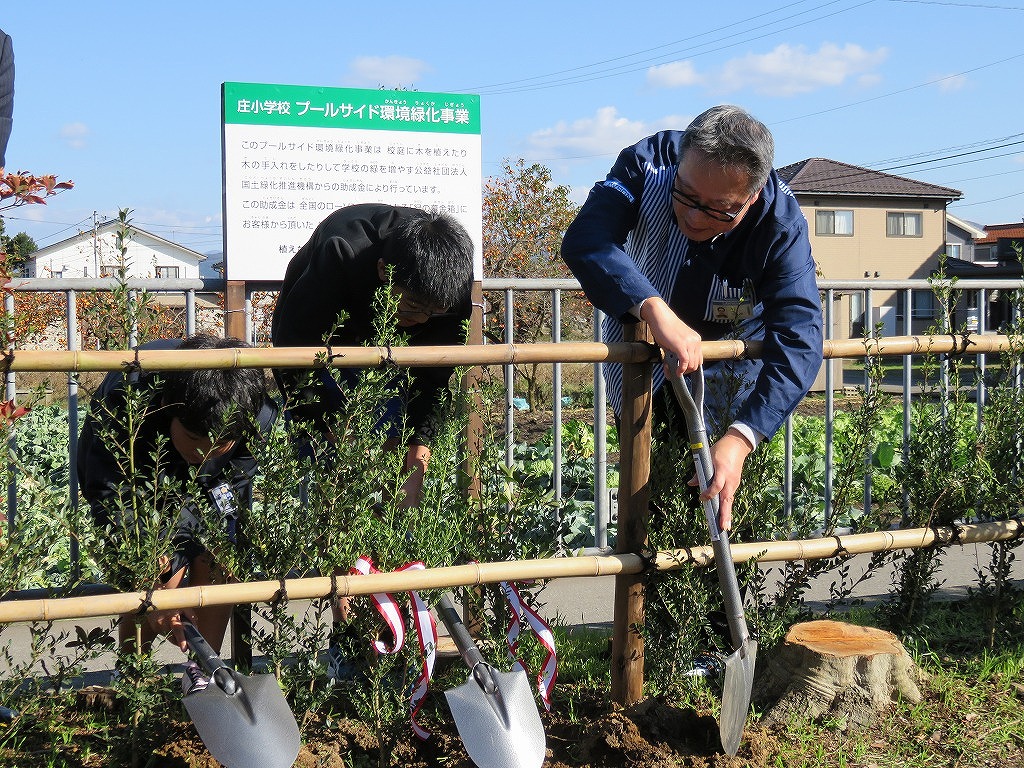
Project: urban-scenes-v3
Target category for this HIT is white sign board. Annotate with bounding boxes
[222,82,482,282]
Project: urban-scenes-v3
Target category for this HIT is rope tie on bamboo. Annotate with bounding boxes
[928,522,961,548]
[136,586,157,617]
[638,546,658,572]
[831,534,851,558]
[123,348,143,377]
[381,342,397,368]
[946,333,973,359]
[328,572,341,613]
[271,577,289,608]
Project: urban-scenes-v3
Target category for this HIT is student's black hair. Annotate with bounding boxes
[381,210,473,309]
[161,334,266,441]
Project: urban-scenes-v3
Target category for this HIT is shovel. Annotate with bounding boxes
[436,594,546,768]
[181,620,301,768]
[666,359,757,757]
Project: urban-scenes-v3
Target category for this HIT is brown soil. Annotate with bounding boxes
[149,691,764,768]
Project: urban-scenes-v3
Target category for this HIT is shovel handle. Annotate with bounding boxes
[182,620,238,695]
[437,594,486,670]
[665,357,751,651]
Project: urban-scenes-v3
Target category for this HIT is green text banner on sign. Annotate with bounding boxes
[222,82,482,282]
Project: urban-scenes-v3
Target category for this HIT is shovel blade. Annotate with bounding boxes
[444,665,546,768]
[719,639,757,757]
[183,671,300,768]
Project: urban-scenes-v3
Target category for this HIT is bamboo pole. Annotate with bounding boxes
[0,554,645,624]
[1,520,1019,626]
[3,333,1018,372]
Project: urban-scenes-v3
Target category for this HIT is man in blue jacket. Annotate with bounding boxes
[561,104,823,533]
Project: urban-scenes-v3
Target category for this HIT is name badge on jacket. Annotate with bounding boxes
[711,299,754,322]
[707,276,757,323]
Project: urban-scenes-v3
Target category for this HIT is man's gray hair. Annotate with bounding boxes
[681,105,775,195]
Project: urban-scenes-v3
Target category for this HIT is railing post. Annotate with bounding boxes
[67,290,80,578]
[593,310,608,549]
[610,322,654,706]
[4,292,15,527]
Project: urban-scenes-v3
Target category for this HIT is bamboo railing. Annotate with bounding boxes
[1,520,1019,626]
[2,330,1022,708]
[1,332,1017,372]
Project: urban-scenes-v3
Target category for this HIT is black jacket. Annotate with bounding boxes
[271,204,471,445]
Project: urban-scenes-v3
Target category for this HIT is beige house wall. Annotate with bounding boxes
[796,195,950,341]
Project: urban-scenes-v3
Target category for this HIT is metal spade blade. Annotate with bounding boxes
[182,621,300,768]
[436,595,546,768]
[720,639,757,757]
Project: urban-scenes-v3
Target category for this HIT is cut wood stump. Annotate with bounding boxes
[758,619,924,730]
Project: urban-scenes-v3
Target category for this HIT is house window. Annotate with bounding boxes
[946,243,962,259]
[155,265,180,279]
[896,291,938,321]
[886,211,922,237]
[815,210,854,236]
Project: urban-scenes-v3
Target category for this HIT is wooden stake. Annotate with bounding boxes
[611,322,655,707]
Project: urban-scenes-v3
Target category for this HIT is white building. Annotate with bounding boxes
[25,220,205,279]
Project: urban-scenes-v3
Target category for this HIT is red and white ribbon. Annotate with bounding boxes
[499,581,558,711]
[397,561,437,740]
[349,556,404,654]
[349,556,437,739]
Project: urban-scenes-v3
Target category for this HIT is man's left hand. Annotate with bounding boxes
[688,427,753,533]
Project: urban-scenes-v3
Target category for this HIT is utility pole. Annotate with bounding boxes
[92,211,98,278]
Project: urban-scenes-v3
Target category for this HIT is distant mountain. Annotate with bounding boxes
[201,251,224,279]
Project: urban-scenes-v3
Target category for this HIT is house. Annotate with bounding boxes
[777,158,962,338]
[945,213,988,264]
[973,222,1024,265]
[943,221,1024,332]
[25,220,205,280]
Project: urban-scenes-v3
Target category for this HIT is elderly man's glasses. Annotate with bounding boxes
[671,187,752,223]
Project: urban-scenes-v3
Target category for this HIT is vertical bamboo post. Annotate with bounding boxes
[225,280,246,341]
[462,281,485,500]
[611,322,655,705]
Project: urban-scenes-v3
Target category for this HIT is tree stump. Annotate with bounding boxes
[758,620,924,730]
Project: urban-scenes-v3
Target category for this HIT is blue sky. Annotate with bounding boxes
[3,0,1023,257]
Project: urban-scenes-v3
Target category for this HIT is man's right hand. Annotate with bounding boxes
[639,297,703,376]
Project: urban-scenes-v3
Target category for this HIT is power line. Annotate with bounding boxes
[459,0,826,92]
[888,0,1024,9]
[770,51,1024,125]
[859,132,1024,166]
[462,1,876,96]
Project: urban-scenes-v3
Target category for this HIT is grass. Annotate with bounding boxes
[2,597,1023,767]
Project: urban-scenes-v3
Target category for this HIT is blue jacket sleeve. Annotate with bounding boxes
[561,147,661,320]
[734,221,823,439]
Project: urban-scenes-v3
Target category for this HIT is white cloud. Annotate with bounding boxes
[345,55,430,88]
[526,106,670,159]
[647,43,888,97]
[646,60,702,89]
[60,122,89,149]
[936,73,968,92]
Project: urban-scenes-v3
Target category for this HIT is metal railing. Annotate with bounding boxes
[2,275,1022,553]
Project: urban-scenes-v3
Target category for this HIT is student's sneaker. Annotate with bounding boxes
[682,652,726,679]
[325,643,363,684]
[181,661,210,697]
